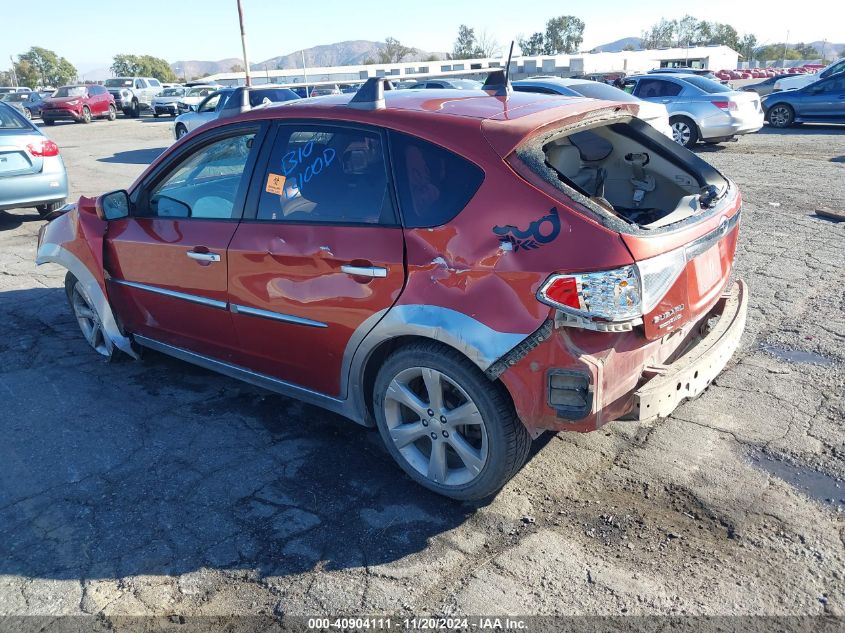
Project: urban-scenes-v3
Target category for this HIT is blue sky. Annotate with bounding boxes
[3,0,842,74]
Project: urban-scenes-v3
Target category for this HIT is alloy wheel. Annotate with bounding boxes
[383,366,488,486]
[671,121,691,146]
[70,283,113,357]
[769,106,792,128]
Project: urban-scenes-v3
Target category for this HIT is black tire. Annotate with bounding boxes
[81,106,92,124]
[23,108,32,120]
[767,103,795,128]
[35,199,66,217]
[669,116,700,148]
[153,112,159,118]
[107,104,116,121]
[43,118,55,126]
[373,342,532,501]
[175,123,188,139]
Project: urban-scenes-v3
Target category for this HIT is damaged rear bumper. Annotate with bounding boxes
[633,280,747,422]
[498,280,748,436]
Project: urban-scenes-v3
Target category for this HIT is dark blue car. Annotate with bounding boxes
[762,72,845,128]
[0,91,47,120]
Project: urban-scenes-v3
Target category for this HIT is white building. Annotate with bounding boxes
[204,45,739,88]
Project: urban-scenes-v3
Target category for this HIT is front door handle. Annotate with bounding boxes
[341,264,387,278]
[186,250,221,263]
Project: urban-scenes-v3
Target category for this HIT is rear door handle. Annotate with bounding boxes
[186,250,221,263]
[341,265,387,278]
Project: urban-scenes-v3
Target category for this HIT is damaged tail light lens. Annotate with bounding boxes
[538,266,642,322]
[538,249,687,324]
[27,140,60,157]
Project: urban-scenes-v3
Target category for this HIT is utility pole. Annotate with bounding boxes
[783,30,789,67]
[236,0,252,86]
[9,55,18,87]
[301,50,309,96]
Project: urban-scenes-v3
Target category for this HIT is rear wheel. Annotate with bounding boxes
[767,104,795,128]
[670,116,699,148]
[35,199,66,217]
[64,272,115,360]
[107,104,116,121]
[81,106,92,124]
[373,342,532,500]
[43,118,55,126]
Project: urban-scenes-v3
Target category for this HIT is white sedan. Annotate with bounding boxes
[173,86,300,139]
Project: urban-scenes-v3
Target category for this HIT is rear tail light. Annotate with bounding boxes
[538,249,687,326]
[712,100,738,111]
[27,140,60,157]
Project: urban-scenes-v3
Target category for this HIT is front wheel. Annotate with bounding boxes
[80,106,92,124]
[373,342,532,500]
[23,108,32,120]
[64,272,115,360]
[43,118,55,126]
[175,123,188,139]
[107,104,116,121]
[767,104,795,128]
[670,116,700,148]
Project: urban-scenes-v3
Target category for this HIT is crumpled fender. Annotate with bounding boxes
[35,197,138,358]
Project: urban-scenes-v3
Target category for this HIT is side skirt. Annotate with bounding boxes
[133,335,366,426]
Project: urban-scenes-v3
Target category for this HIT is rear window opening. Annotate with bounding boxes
[515,117,729,231]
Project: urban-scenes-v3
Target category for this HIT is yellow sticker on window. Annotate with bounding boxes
[265,173,286,195]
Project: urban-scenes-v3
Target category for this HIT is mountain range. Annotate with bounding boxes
[171,40,446,80]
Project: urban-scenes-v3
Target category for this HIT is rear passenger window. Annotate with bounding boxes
[256,125,395,224]
[636,79,682,98]
[390,132,484,228]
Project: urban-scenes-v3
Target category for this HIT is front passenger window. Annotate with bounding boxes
[147,133,256,219]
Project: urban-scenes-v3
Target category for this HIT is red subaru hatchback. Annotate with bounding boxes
[37,76,747,500]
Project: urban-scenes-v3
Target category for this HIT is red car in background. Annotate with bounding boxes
[36,76,747,500]
[41,84,116,125]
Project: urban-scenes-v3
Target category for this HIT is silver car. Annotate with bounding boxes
[623,73,763,148]
[512,76,673,138]
[152,86,187,117]
[0,103,68,216]
[173,86,299,139]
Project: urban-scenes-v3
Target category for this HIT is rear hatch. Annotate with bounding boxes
[484,107,740,339]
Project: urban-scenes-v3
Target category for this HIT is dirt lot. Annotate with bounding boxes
[1,116,844,621]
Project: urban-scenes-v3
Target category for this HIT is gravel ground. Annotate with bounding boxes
[0,116,843,621]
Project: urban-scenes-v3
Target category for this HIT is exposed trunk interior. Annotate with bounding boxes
[516,117,730,232]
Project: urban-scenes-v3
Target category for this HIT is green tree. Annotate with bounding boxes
[17,47,77,87]
[543,15,585,55]
[707,22,739,50]
[622,43,637,51]
[755,44,802,61]
[230,64,244,73]
[840,48,845,58]
[453,25,479,59]
[738,33,758,61]
[378,37,414,63]
[641,19,676,49]
[675,15,699,47]
[518,32,545,56]
[111,54,175,81]
[793,43,819,58]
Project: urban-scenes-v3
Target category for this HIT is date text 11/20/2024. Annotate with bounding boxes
[306,617,528,630]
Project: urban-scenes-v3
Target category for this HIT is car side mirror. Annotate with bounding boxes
[98,190,130,220]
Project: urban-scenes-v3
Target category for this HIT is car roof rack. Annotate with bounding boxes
[348,78,394,111]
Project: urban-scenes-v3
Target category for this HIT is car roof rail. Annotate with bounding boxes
[348,78,394,111]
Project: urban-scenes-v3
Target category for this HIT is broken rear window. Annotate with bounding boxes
[514,117,728,231]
